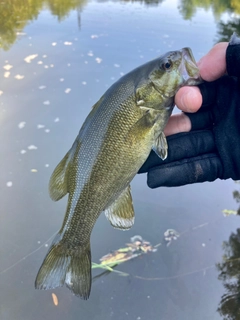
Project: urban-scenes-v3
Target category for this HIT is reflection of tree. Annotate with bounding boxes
[233,189,240,215]
[178,0,240,20]
[216,229,240,319]
[217,18,240,43]
[178,0,240,46]
[121,0,165,6]
[0,0,43,50]
[231,0,240,14]
[46,0,85,21]
[178,0,211,20]
[0,0,87,51]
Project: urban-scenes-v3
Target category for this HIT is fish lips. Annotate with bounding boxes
[180,47,202,86]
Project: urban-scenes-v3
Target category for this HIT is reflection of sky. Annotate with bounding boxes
[221,11,240,22]
[0,1,239,319]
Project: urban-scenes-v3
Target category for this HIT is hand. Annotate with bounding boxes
[165,42,228,136]
[139,40,240,187]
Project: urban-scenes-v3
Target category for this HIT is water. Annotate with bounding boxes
[1,0,240,319]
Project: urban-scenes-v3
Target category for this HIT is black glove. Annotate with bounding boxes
[139,74,240,188]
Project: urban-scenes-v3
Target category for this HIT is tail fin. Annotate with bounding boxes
[35,237,92,300]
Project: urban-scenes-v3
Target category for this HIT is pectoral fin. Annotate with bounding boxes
[152,132,168,160]
[49,140,78,201]
[105,185,134,230]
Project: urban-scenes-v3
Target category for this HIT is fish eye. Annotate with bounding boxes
[162,61,172,71]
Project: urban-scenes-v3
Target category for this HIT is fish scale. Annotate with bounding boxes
[35,47,201,299]
[64,99,141,240]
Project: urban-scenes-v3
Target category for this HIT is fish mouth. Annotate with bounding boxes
[180,47,202,86]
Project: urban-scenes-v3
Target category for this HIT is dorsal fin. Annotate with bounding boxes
[49,141,78,201]
[48,95,104,202]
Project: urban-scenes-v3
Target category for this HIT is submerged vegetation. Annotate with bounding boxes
[92,230,179,279]
[92,235,160,278]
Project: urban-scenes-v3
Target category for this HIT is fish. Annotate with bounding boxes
[35,47,201,299]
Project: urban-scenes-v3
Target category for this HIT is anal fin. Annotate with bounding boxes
[105,185,134,230]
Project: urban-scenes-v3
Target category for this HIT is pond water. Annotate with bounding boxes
[1,0,240,319]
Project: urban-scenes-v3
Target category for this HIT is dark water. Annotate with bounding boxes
[1,0,240,319]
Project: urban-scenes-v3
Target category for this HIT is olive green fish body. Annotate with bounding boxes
[35,48,201,299]
[50,62,175,244]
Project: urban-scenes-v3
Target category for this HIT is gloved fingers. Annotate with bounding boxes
[226,33,240,77]
[146,153,223,188]
[198,81,218,108]
[139,130,216,173]
[186,111,213,131]
[183,77,237,131]
[183,80,221,131]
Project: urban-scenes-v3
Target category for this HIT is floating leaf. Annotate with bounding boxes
[163,229,180,246]
[95,57,102,63]
[37,124,45,129]
[52,293,58,306]
[28,145,37,150]
[18,121,26,129]
[223,209,238,216]
[24,54,38,63]
[4,72,10,78]
[3,64,13,71]
[15,74,24,80]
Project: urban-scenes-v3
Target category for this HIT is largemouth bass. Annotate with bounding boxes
[35,48,200,299]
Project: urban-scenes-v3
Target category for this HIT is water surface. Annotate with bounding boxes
[1,0,240,319]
